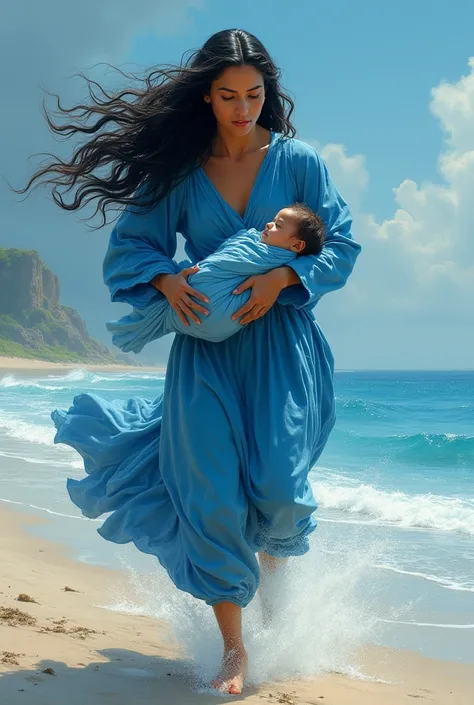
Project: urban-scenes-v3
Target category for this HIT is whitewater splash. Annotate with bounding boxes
[99,532,397,687]
[0,374,65,391]
[0,449,82,469]
[45,369,89,383]
[0,368,165,389]
[0,414,56,446]
[313,479,474,537]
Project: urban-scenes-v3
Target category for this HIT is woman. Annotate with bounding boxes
[23,29,361,694]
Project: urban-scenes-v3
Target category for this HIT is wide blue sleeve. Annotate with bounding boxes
[278,140,361,308]
[103,181,183,309]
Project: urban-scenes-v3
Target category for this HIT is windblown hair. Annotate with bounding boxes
[290,203,326,256]
[17,29,296,227]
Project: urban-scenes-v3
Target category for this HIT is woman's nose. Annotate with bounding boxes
[235,99,249,116]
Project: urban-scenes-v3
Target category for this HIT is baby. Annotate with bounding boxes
[260,203,325,256]
[108,202,326,350]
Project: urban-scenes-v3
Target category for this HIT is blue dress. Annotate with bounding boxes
[52,132,361,609]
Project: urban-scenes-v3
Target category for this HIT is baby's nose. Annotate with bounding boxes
[266,221,273,229]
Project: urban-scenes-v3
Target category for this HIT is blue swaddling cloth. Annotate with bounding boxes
[106,228,297,351]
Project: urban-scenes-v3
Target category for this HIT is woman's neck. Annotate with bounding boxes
[211,125,270,161]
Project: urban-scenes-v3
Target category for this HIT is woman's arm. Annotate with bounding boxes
[103,181,182,309]
[104,180,208,333]
[277,141,362,309]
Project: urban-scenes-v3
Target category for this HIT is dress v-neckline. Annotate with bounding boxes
[198,131,277,223]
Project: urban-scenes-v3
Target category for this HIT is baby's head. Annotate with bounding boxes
[261,204,325,255]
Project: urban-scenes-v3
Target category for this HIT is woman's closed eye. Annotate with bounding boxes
[221,94,261,101]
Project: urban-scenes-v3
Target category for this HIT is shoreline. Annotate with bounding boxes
[1,503,473,704]
[2,357,472,375]
[0,355,166,374]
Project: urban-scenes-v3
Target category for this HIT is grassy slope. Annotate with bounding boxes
[0,338,99,363]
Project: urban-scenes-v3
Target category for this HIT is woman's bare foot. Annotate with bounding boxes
[211,645,248,695]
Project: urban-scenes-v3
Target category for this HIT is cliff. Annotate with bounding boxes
[0,248,116,363]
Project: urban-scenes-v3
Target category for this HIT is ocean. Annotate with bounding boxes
[1,368,473,671]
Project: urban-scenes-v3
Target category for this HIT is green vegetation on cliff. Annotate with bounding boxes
[0,337,97,363]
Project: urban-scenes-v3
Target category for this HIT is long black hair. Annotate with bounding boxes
[17,29,296,226]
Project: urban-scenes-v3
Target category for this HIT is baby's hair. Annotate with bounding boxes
[289,203,325,255]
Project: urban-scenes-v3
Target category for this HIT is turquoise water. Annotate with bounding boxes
[0,368,473,665]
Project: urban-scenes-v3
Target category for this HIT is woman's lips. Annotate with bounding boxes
[232,120,250,126]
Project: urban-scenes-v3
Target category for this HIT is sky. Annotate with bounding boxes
[1,0,473,369]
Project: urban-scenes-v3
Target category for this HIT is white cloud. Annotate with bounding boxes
[431,57,474,155]
[316,57,474,329]
[320,144,369,212]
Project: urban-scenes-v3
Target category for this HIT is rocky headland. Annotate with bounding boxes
[0,247,116,363]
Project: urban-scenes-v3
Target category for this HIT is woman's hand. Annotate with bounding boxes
[231,268,289,325]
[152,266,209,326]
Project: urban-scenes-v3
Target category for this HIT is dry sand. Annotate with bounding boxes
[0,504,472,704]
[0,356,165,374]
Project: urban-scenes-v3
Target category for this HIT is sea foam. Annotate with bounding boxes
[314,480,474,536]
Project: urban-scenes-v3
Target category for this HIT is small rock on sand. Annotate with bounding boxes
[16,593,38,604]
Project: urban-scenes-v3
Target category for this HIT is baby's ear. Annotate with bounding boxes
[294,239,306,253]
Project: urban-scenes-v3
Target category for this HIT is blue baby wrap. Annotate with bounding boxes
[106,228,296,351]
[52,133,361,608]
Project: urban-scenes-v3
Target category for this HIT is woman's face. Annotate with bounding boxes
[204,65,265,137]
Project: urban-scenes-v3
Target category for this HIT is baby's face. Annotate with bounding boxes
[260,208,305,253]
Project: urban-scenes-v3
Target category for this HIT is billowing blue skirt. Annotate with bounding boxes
[52,305,335,608]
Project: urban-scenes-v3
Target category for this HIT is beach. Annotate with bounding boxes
[1,503,473,704]
[0,356,166,374]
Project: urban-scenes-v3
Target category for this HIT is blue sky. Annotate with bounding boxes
[1,0,473,368]
[128,0,474,220]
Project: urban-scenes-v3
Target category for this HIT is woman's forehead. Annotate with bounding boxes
[213,65,263,91]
